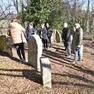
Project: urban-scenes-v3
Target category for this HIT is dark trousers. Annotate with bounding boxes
[64,41,67,50]
[14,43,25,60]
[42,38,48,49]
[48,36,52,47]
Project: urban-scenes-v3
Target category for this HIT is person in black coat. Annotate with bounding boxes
[46,23,53,47]
[62,23,71,58]
[38,23,49,50]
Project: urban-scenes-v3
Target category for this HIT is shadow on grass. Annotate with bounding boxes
[0,50,21,62]
[43,50,73,65]
[52,81,94,89]
[52,72,94,89]
[72,64,94,76]
[0,68,42,84]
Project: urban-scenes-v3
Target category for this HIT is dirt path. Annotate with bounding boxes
[0,42,94,94]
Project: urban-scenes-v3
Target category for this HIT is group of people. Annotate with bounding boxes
[62,22,83,64]
[26,22,53,50]
[8,16,83,64]
[8,17,53,63]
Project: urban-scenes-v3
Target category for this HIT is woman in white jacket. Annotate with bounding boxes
[9,17,27,63]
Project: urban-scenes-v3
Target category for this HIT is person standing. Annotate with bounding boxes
[38,23,49,50]
[26,22,35,41]
[71,27,76,54]
[72,23,83,64]
[46,23,53,47]
[62,22,71,58]
[9,17,27,63]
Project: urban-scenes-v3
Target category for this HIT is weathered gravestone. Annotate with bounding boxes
[51,29,56,43]
[0,20,9,35]
[28,35,42,72]
[40,57,52,88]
[0,35,12,56]
[56,30,61,43]
[51,29,61,43]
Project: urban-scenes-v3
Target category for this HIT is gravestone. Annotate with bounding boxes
[0,20,9,35]
[56,30,61,43]
[28,35,42,72]
[40,57,52,88]
[0,35,12,56]
[51,29,56,43]
[51,29,61,43]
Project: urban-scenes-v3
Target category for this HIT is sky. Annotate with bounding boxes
[0,0,94,14]
[0,0,17,14]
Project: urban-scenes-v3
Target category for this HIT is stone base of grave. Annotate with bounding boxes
[40,57,52,88]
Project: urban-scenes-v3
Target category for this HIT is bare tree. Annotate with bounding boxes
[0,0,15,20]
[86,0,90,33]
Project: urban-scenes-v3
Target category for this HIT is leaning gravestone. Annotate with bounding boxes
[51,29,61,43]
[40,56,52,88]
[56,30,61,43]
[28,35,42,72]
[51,29,56,43]
[0,35,12,56]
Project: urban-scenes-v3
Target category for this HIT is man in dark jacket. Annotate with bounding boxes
[72,23,83,64]
[38,23,49,50]
[62,23,71,58]
[46,23,53,47]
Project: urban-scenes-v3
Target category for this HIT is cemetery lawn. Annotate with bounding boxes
[0,41,94,94]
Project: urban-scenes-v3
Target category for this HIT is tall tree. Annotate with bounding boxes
[86,0,90,33]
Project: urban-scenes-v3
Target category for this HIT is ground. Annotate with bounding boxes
[0,41,94,94]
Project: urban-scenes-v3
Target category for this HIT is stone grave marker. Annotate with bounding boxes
[0,35,12,56]
[40,57,52,88]
[28,35,42,72]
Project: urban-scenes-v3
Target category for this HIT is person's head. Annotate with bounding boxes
[75,23,80,29]
[73,27,76,32]
[11,17,18,22]
[29,22,33,27]
[46,23,50,28]
[64,22,68,28]
[41,23,45,28]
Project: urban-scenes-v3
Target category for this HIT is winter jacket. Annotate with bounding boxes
[62,28,71,42]
[47,27,53,37]
[9,22,26,44]
[26,27,34,39]
[38,27,48,40]
[73,28,83,48]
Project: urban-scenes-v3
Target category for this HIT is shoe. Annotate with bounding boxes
[79,60,83,63]
[20,59,26,63]
[78,59,83,62]
[22,60,26,63]
[43,47,48,51]
[71,61,76,64]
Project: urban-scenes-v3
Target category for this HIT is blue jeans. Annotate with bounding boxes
[79,45,83,60]
[74,46,82,62]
